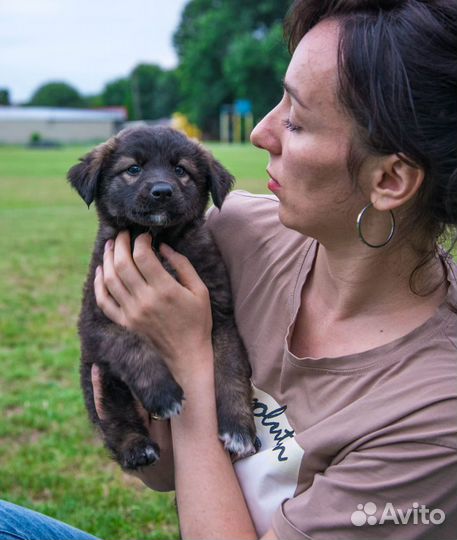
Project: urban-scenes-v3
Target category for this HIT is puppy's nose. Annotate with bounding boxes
[150,182,173,201]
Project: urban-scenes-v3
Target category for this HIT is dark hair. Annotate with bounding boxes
[284,0,457,294]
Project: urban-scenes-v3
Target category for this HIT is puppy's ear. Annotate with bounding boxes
[67,136,117,207]
[205,152,235,209]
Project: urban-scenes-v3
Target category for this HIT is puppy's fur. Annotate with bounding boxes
[68,126,256,470]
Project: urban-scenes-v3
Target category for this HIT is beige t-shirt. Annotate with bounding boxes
[206,191,457,540]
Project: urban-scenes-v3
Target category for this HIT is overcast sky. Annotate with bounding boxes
[0,0,189,104]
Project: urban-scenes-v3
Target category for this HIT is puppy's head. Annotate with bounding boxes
[67,126,234,229]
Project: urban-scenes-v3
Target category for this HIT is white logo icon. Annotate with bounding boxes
[351,502,377,526]
[351,502,446,527]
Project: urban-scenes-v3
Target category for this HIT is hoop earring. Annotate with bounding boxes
[356,203,396,248]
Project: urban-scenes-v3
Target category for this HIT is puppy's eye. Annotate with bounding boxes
[175,165,187,177]
[126,164,142,176]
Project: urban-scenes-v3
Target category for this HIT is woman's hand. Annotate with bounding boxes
[93,231,213,385]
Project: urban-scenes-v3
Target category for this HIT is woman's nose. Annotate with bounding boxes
[250,107,282,155]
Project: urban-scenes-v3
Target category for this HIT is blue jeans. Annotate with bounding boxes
[0,500,100,540]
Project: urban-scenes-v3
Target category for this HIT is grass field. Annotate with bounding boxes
[0,142,268,539]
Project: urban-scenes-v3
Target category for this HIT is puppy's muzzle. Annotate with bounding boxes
[150,182,174,201]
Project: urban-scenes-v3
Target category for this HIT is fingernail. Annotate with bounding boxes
[95,265,102,276]
[91,363,100,378]
[160,243,173,254]
[105,239,113,252]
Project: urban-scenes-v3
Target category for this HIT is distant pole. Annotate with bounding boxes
[220,104,232,143]
[235,99,253,143]
[219,101,253,143]
[234,113,241,143]
[245,112,253,140]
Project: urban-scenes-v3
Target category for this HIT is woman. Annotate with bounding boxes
[1,0,456,538]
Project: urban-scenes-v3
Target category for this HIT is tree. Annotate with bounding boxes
[84,93,104,109]
[174,7,237,136]
[102,78,131,107]
[152,69,181,121]
[28,82,85,108]
[130,64,181,120]
[101,77,134,118]
[0,89,10,106]
[173,0,293,137]
[223,23,289,122]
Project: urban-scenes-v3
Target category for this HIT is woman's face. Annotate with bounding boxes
[251,20,368,246]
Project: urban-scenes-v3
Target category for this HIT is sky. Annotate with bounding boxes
[0,0,189,104]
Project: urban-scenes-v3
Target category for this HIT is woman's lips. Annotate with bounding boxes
[267,170,281,192]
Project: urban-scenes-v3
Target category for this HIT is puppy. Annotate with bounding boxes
[68,126,256,470]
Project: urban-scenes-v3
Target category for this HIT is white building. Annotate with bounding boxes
[0,106,127,144]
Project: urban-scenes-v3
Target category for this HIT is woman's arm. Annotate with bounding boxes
[93,232,278,538]
[169,343,257,539]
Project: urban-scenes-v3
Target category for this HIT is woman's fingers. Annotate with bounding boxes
[109,232,199,296]
[160,243,208,295]
[111,231,148,295]
[94,265,127,326]
[132,233,175,287]
[91,364,105,421]
[103,237,132,304]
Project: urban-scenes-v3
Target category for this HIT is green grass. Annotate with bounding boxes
[0,142,268,539]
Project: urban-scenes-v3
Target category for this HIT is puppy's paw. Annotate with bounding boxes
[137,379,184,420]
[217,401,257,459]
[118,438,160,471]
[219,430,257,459]
[152,398,183,420]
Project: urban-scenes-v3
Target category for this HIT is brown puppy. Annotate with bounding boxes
[68,126,256,470]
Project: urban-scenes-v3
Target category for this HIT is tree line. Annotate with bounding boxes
[3,0,292,138]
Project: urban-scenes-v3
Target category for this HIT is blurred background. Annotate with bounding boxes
[0,1,292,539]
[1,0,293,144]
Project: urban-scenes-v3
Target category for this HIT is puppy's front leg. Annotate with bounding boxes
[81,324,183,470]
[82,320,184,419]
[81,360,161,470]
[211,320,257,459]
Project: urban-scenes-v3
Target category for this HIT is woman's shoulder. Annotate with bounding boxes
[205,190,308,267]
[206,190,280,232]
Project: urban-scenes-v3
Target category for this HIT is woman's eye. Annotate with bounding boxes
[282,118,301,132]
[175,165,187,177]
[126,164,142,175]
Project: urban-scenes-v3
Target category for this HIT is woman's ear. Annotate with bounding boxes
[67,136,117,207]
[369,153,425,212]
